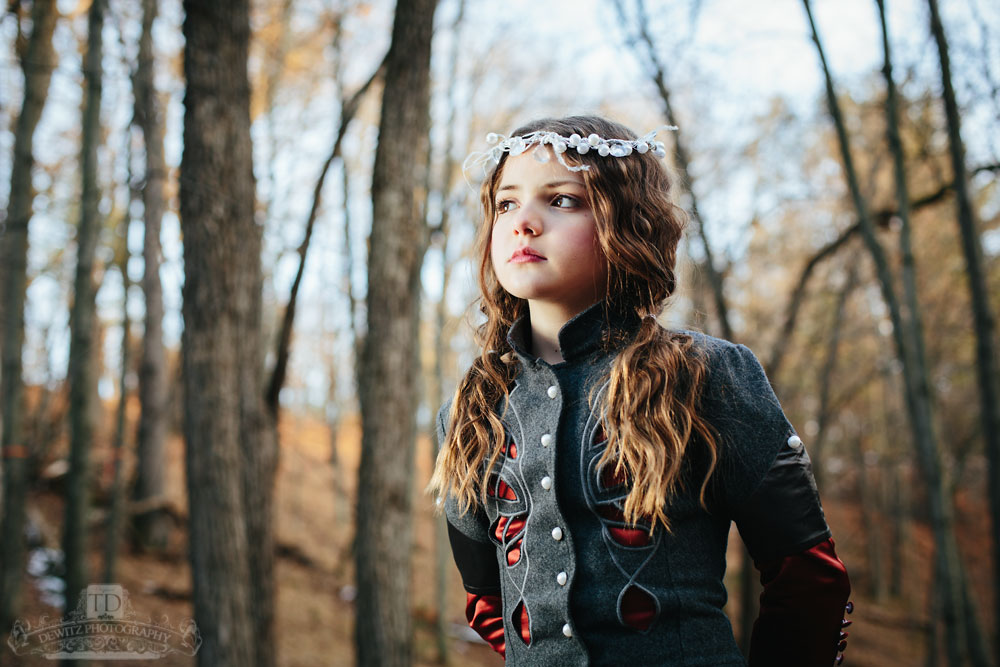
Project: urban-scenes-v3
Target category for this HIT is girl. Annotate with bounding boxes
[427,115,852,666]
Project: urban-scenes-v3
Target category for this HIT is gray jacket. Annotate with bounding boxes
[439,300,831,665]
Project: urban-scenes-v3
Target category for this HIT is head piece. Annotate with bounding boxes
[462,124,678,176]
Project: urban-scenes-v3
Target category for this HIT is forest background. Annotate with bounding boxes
[1,0,999,665]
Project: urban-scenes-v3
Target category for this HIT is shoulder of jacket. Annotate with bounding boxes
[671,329,772,402]
[674,329,746,364]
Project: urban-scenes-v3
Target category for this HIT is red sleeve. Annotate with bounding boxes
[748,537,852,666]
[465,592,506,658]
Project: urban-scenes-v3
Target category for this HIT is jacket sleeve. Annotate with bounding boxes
[436,401,506,657]
[705,342,831,560]
[749,538,852,666]
[464,592,506,658]
[705,343,851,664]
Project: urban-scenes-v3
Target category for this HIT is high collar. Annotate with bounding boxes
[506,299,643,365]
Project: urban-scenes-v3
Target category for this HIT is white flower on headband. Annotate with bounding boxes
[463,125,678,177]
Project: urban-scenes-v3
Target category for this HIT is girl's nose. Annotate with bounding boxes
[512,203,542,236]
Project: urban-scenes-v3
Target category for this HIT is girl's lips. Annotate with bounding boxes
[510,247,546,263]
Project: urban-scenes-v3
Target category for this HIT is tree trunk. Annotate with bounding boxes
[1,0,58,636]
[874,0,918,608]
[927,557,942,667]
[104,228,132,583]
[265,57,384,413]
[63,0,105,635]
[888,459,909,599]
[802,2,972,664]
[354,0,438,664]
[427,2,464,660]
[882,1,991,661]
[131,0,171,553]
[926,2,1000,662]
[810,258,858,491]
[615,0,734,342]
[180,1,264,665]
[854,426,886,601]
[327,32,352,532]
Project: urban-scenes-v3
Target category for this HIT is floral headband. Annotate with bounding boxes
[462,125,678,176]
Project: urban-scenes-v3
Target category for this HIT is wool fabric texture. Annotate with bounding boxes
[440,300,832,665]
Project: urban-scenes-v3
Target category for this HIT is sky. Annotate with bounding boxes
[1,0,997,407]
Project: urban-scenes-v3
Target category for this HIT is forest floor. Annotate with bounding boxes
[7,406,995,666]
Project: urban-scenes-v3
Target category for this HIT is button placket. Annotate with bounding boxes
[516,373,575,650]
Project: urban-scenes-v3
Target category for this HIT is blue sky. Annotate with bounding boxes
[1,0,997,407]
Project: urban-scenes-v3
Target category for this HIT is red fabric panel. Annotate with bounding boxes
[600,462,630,489]
[520,600,530,644]
[748,538,852,666]
[493,515,508,542]
[596,504,652,546]
[506,538,522,566]
[465,592,506,658]
[506,439,518,459]
[493,514,527,543]
[608,526,652,547]
[511,599,532,645]
[486,475,518,501]
[497,479,516,500]
[620,585,657,631]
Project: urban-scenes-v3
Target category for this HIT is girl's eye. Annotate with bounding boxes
[497,200,517,214]
[552,194,578,209]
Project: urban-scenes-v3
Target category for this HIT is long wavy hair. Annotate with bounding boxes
[427,115,720,534]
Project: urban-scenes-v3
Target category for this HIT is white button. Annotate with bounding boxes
[787,435,803,449]
[541,433,553,447]
[551,526,563,541]
[557,571,568,586]
[547,385,558,398]
[562,623,573,637]
[541,476,552,490]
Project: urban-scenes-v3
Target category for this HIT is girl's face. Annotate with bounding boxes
[490,150,609,315]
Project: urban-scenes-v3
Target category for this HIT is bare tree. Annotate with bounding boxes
[354,0,439,664]
[265,57,385,414]
[809,259,859,490]
[803,1,982,664]
[180,1,264,664]
[424,4,466,660]
[254,23,386,666]
[878,5,991,658]
[925,2,1000,661]
[611,0,733,341]
[130,0,171,552]
[325,6,360,551]
[1,0,58,636]
[104,212,133,583]
[63,0,106,626]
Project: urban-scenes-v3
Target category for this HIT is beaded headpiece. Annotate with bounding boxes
[462,125,678,176]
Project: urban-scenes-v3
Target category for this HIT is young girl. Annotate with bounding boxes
[427,115,852,666]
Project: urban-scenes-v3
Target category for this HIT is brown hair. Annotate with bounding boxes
[426,115,719,533]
